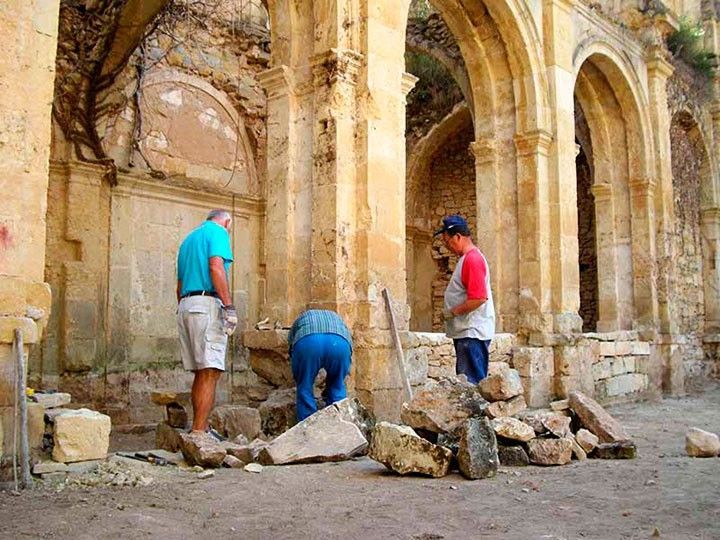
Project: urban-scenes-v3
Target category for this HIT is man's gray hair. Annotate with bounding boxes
[206,209,231,222]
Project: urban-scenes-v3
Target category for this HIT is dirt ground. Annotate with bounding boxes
[1,385,719,540]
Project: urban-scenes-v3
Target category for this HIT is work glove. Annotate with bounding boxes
[223,305,238,336]
[442,308,455,321]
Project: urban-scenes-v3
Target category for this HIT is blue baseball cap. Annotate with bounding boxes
[434,214,470,236]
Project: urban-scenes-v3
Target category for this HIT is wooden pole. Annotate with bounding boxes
[382,288,413,402]
[15,329,32,489]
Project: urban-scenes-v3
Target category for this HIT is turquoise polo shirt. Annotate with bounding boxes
[177,221,233,297]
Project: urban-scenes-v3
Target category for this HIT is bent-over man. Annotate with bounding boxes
[176,209,237,436]
[288,309,352,421]
[435,214,495,384]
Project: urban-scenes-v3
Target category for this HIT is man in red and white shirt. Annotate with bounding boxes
[435,214,495,383]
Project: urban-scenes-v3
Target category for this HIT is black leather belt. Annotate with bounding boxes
[181,290,219,299]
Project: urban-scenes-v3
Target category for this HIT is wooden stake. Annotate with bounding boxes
[382,288,413,402]
[15,329,32,489]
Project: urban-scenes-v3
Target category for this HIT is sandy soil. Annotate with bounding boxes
[1,385,719,540]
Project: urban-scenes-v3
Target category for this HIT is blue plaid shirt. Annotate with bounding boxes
[287,310,352,353]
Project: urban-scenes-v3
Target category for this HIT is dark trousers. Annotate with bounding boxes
[291,333,352,421]
[453,337,491,384]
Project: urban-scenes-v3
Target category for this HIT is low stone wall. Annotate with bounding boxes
[585,333,650,401]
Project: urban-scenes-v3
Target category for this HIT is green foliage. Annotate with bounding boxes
[408,0,434,20]
[667,17,717,79]
[405,51,461,110]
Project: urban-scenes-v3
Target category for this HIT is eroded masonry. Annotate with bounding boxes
[2,0,720,470]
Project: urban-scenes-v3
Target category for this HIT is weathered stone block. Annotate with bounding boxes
[491,417,535,442]
[497,445,529,466]
[512,347,553,407]
[592,440,637,459]
[155,422,183,453]
[368,422,453,478]
[166,403,188,429]
[575,428,599,454]
[400,377,488,435]
[527,438,572,465]
[605,374,646,397]
[592,359,612,380]
[258,387,297,437]
[52,408,111,463]
[685,428,720,457]
[568,391,628,443]
[549,399,569,412]
[541,415,571,438]
[33,461,68,475]
[567,437,587,460]
[32,392,71,408]
[485,395,527,419]
[258,401,368,465]
[179,431,226,468]
[457,417,498,480]
[479,366,523,402]
[209,404,262,440]
[249,350,294,387]
[151,391,191,406]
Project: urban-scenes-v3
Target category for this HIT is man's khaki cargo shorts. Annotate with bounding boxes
[177,295,227,371]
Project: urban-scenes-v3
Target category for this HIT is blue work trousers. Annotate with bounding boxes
[291,333,352,421]
[454,337,491,384]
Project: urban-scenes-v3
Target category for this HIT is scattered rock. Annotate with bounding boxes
[527,438,573,466]
[685,427,720,457]
[333,397,376,441]
[592,440,637,459]
[249,352,294,387]
[179,432,227,468]
[485,395,527,419]
[400,377,488,435]
[52,408,111,463]
[67,460,102,475]
[568,391,628,443]
[575,428,599,454]
[478,365,524,402]
[156,422,183,453]
[550,399,570,411]
[32,392,71,408]
[151,391,191,406]
[223,455,245,468]
[42,471,67,483]
[258,388,297,437]
[566,437,587,460]
[244,463,263,473]
[166,403,188,429]
[491,417,535,443]
[197,470,215,479]
[33,461,68,475]
[541,415,571,438]
[258,401,368,465]
[368,422,453,478]
[515,409,568,435]
[232,434,250,446]
[457,417,499,480]
[497,445,529,467]
[209,405,263,441]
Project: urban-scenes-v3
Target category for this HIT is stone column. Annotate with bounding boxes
[646,54,677,335]
[590,183,621,332]
[257,66,314,324]
[543,0,582,333]
[308,49,363,319]
[629,177,660,335]
[701,208,720,333]
[514,130,554,334]
[0,0,58,470]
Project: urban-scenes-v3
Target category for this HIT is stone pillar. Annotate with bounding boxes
[629,177,660,335]
[590,183,621,332]
[257,66,314,324]
[0,0,59,471]
[514,130,554,334]
[308,49,363,319]
[701,208,720,333]
[543,0,582,333]
[646,54,677,335]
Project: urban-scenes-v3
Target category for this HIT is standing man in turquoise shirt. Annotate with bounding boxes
[177,209,237,436]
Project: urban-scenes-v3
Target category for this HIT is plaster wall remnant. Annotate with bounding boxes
[2,0,720,439]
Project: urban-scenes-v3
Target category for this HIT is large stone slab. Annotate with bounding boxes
[685,428,720,457]
[258,388,298,437]
[485,395,527,419]
[249,351,294,387]
[209,404,263,440]
[457,417,499,480]
[368,422,453,478]
[541,415,571,438]
[478,366,524,402]
[400,377,488,435]
[568,391,628,443]
[527,438,573,466]
[258,400,368,465]
[32,392,71,408]
[179,431,227,468]
[52,408,111,463]
[151,391,191,406]
[333,397,376,441]
[491,417,535,443]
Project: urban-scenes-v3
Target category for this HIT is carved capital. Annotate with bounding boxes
[311,48,364,87]
[258,65,296,99]
[590,182,613,201]
[646,55,675,81]
[402,72,419,97]
[469,138,497,164]
[701,207,720,224]
[514,129,553,157]
[629,177,657,197]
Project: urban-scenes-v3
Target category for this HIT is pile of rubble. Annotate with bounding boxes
[368,364,636,480]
